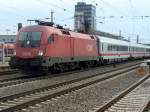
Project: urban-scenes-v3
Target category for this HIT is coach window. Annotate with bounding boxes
[101,43,103,51]
[107,44,109,51]
[117,46,119,51]
[131,47,134,51]
[129,47,131,51]
[107,44,111,51]
[48,35,54,44]
[112,45,116,51]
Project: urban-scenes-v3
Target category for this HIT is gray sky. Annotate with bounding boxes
[0,0,150,43]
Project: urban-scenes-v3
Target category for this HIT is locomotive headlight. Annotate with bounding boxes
[38,50,43,56]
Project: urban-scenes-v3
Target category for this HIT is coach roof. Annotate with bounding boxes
[96,35,129,46]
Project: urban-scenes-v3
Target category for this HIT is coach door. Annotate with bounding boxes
[95,36,100,55]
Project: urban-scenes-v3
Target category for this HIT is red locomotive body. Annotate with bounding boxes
[10,25,98,71]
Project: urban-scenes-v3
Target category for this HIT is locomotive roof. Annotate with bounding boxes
[20,25,95,40]
[20,25,52,32]
[20,25,150,49]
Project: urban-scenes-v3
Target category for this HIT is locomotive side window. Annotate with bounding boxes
[48,36,54,44]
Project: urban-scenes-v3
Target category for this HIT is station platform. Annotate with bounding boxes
[0,62,9,67]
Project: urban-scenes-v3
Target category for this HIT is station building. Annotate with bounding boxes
[0,35,16,43]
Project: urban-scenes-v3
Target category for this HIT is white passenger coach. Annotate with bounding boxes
[96,35,150,62]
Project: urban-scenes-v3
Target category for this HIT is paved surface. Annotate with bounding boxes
[0,62,9,67]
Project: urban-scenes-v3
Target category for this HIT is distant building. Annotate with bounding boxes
[0,35,16,43]
[74,12,85,32]
[74,2,96,33]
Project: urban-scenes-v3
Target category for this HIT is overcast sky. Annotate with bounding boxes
[0,0,150,43]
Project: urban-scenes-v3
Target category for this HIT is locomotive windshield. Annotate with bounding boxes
[18,32,42,48]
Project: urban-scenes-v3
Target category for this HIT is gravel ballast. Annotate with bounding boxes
[22,69,145,112]
[0,62,139,97]
[103,78,150,112]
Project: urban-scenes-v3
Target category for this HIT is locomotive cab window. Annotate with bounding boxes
[18,32,42,48]
[31,32,42,47]
[19,32,27,47]
[48,36,54,44]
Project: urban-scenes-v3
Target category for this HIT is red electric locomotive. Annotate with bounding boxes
[10,21,99,72]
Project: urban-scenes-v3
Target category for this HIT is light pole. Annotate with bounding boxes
[6,29,10,35]
[50,10,54,23]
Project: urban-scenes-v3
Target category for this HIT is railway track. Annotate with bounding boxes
[89,75,150,112]
[0,60,142,83]
[0,63,141,112]
[143,102,150,112]
[0,66,18,76]
[0,66,11,71]
[0,70,18,76]
[0,61,140,90]
[0,66,20,82]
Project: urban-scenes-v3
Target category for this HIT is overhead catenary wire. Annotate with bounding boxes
[99,0,128,16]
[36,0,74,14]
[91,0,150,42]
[128,0,150,43]
[0,0,149,41]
